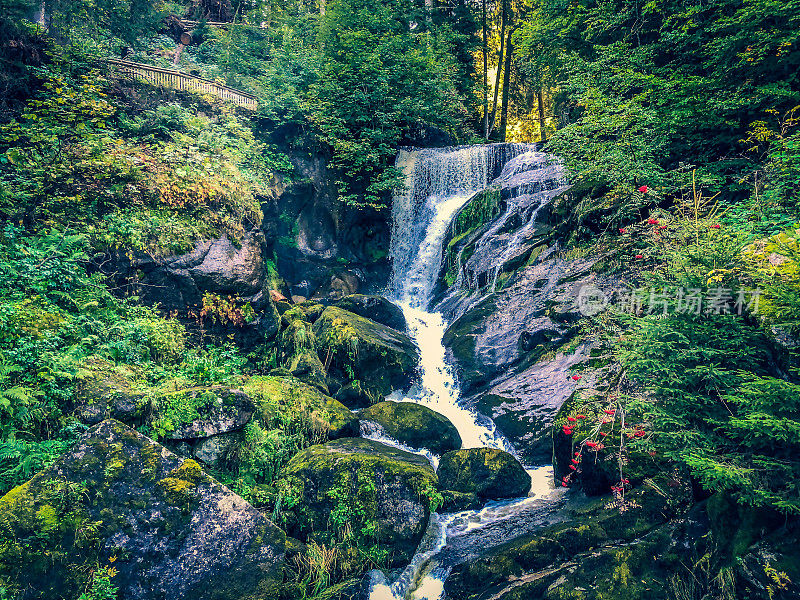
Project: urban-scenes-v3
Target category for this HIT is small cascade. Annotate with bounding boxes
[454,150,568,296]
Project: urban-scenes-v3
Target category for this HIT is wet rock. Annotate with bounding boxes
[314,306,419,398]
[438,448,531,500]
[335,294,407,331]
[0,420,285,600]
[442,258,598,392]
[478,342,595,465]
[242,375,358,439]
[167,388,255,440]
[281,438,437,565]
[359,401,461,454]
[444,472,694,600]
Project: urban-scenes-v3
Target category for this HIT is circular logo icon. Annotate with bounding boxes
[577,284,609,316]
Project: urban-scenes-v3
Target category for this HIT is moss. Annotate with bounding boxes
[313,307,418,398]
[242,375,357,439]
[437,448,531,499]
[280,438,436,565]
[359,401,461,454]
[156,460,204,509]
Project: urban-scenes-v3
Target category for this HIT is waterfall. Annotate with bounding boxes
[378,144,537,452]
[364,143,563,600]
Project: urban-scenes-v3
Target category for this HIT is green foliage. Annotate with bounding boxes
[77,563,119,600]
[309,0,467,208]
[616,312,800,514]
[518,0,800,224]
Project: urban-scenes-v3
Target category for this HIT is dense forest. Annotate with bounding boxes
[0,0,798,599]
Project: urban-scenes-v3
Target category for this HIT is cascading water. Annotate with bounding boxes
[383,145,531,451]
[364,144,567,600]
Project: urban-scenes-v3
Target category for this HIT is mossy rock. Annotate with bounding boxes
[335,295,407,331]
[280,437,437,565]
[359,401,461,455]
[334,380,375,409]
[0,420,286,600]
[444,476,693,600]
[440,489,482,512]
[73,356,145,425]
[241,375,358,439]
[164,387,255,440]
[438,448,531,499]
[280,302,325,327]
[287,348,329,393]
[313,306,419,398]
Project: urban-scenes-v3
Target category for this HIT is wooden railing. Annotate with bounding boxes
[106,59,258,111]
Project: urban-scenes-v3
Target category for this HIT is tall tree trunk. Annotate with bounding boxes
[499,27,515,141]
[482,0,488,139]
[320,0,325,15]
[488,0,507,138]
[537,88,547,142]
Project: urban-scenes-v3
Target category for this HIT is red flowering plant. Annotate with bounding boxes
[555,382,656,512]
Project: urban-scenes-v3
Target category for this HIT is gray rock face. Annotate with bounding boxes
[442,257,597,389]
[360,401,462,455]
[193,432,238,466]
[0,420,285,600]
[281,438,437,565]
[183,233,265,295]
[439,255,611,463]
[167,388,255,440]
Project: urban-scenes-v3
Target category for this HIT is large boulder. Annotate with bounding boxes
[241,375,358,439]
[335,295,407,332]
[360,401,461,455]
[313,306,419,398]
[438,448,531,500]
[281,438,437,565]
[0,420,286,600]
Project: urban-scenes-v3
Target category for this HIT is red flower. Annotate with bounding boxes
[658,224,667,230]
[635,254,643,259]
[561,481,569,487]
[604,409,616,415]
[619,228,627,234]
[576,414,586,419]
[634,430,645,437]
[710,224,721,229]
[562,427,573,435]
[567,416,577,422]
[638,185,649,193]
[586,441,598,448]
[647,218,658,225]
[621,478,630,484]
[569,464,577,470]
[600,432,608,437]
[572,375,582,381]
[571,458,579,464]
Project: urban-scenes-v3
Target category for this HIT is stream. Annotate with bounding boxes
[363,144,568,600]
